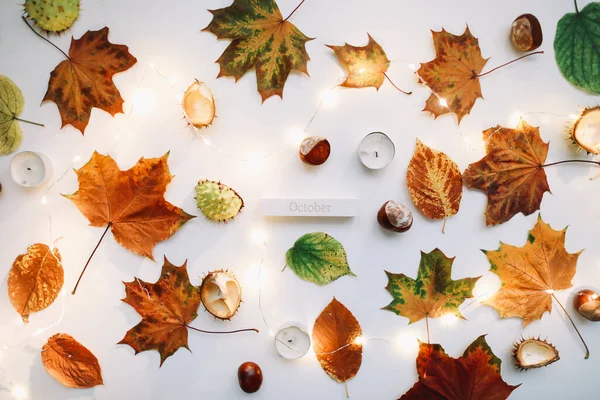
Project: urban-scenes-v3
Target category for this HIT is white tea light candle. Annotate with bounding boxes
[358,132,395,169]
[275,325,311,359]
[10,151,53,188]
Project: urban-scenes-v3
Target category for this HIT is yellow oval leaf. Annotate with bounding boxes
[8,243,63,323]
[42,333,103,388]
[406,139,463,224]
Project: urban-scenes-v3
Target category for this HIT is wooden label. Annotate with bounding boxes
[261,198,357,217]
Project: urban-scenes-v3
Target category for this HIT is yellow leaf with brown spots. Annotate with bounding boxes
[44,27,137,134]
[8,243,63,323]
[327,34,390,90]
[406,139,463,226]
[417,27,488,124]
[483,215,581,328]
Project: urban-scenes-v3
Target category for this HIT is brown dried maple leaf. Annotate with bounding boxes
[42,333,103,389]
[406,139,463,231]
[119,258,201,366]
[65,152,194,293]
[400,335,519,400]
[119,257,258,366]
[8,243,63,323]
[417,27,488,124]
[312,298,362,387]
[463,119,550,226]
[43,27,137,134]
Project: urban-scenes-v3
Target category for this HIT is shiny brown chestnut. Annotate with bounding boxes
[299,136,330,165]
[377,200,413,233]
[238,361,263,394]
[574,289,600,321]
[511,14,543,52]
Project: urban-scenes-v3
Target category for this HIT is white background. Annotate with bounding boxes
[1,0,600,399]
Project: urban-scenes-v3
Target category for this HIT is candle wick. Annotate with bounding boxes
[27,167,32,171]
[375,151,379,158]
[288,339,293,343]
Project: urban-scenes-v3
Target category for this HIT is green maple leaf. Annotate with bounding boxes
[203,0,313,102]
[384,248,480,323]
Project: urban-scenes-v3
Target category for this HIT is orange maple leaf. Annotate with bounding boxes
[43,27,137,134]
[65,152,194,293]
[417,27,488,124]
[463,119,550,226]
[400,336,519,400]
[482,215,588,358]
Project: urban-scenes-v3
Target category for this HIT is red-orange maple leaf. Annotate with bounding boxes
[43,27,137,134]
[400,336,519,400]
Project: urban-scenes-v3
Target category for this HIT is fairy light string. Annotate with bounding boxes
[2,52,597,398]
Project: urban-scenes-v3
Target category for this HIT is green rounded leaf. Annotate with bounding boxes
[554,2,600,93]
[285,232,356,286]
[0,76,25,155]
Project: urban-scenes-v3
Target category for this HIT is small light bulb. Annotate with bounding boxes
[73,155,81,162]
[40,195,48,205]
[169,75,179,84]
[545,289,555,294]
[149,63,156,69]
[33,328,43,336]
[440,313,459,327]
[245,152,266,173]
[407,63,417,71]
[394,332,419,356]
[286,126,306,146]
[353,335,367,346]
[12,385,27,400]
[438,98,448,108]
[569,113,580,121]
[320,89,339,108]
[201,136,211,146]
[358,67,366,74]
[130,87,157,115]
[250,227,267,245]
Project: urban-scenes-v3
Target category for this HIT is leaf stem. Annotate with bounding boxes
[14,117,44,127]
[344,381,350,398]
[185,325,259,335]
[552,293,589,359]
[283,0,306,21]
[575,0,580,13]
[441,218,446,234]
[22,16,69,59]
[383,72,412,95]
[72,224,111,295]
[477,51,544,78]
[425,314,431,344]
[543,159,600,168]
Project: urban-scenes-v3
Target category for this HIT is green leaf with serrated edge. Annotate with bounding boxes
[554,2,600,93]
[202,0,313,102]
[383,248,480,323]
[0,76,24,155]
[285,232,355,286]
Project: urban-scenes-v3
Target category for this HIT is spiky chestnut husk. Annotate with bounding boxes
[512,337,559,371]
[195,180,244,222]
[183,80,216,129]
[568,106,600,155]
[200,270,242,320]
[24,0,80,33]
